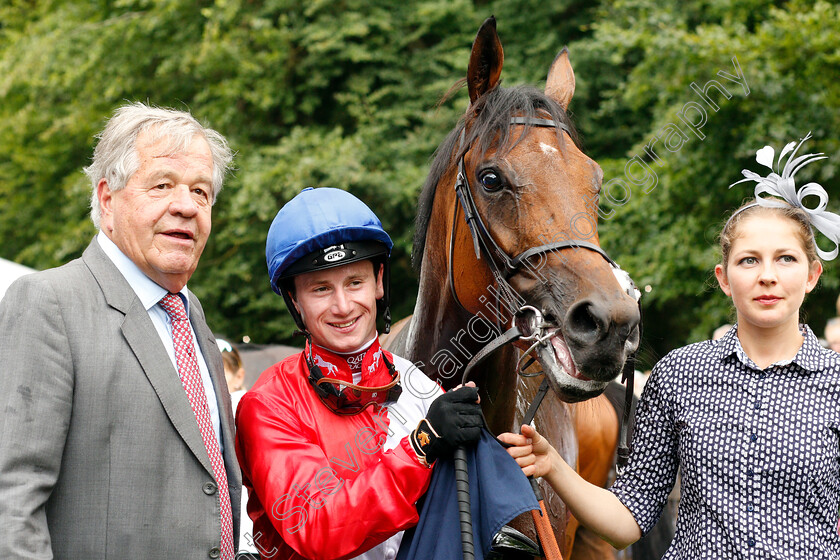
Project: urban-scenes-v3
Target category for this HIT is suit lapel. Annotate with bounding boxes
[82,240,215,477]
[190,294,240,478]
[191,294,243,532]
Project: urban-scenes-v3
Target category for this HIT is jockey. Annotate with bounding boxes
[235,187,483,560]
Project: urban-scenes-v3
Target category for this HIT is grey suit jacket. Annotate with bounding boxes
[0,239,241,559]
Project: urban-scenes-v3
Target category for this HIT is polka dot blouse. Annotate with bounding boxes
[610,324,840,559]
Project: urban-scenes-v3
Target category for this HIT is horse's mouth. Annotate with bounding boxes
[547,333,588,381]
[533,332,609,403]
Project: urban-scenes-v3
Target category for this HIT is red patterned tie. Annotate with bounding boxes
[160,293,234,560]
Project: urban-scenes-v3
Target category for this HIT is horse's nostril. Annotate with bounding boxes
[565,300,606,344]
[618,323,631,340]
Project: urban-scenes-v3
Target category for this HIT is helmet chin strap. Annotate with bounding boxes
[380,303,391,334]
[281,287,307,333]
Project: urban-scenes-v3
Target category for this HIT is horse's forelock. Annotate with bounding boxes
[412,85,579,275]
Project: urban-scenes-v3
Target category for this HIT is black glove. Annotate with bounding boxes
[409,386,483,465]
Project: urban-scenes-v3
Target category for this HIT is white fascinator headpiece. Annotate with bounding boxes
[729,132,840,261]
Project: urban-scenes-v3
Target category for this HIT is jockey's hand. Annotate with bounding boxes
[409,383,482,465]
[498,424,556,479]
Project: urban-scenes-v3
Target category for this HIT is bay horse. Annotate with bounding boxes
[382,17,641,559]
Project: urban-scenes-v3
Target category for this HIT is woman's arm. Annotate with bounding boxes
[498,424,642,549]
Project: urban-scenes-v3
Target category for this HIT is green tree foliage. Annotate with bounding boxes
[1,0,838,365]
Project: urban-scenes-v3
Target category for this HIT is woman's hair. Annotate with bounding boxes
[719,199,819,270]
[220,344,243,374]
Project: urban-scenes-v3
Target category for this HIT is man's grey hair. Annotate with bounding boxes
[84,101,234,229]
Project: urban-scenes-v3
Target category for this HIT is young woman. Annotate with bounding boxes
[500,136,840,558]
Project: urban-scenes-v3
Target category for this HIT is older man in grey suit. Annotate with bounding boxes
[0,102,241,559]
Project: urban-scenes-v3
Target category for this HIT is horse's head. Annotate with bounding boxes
[415,17,640,402]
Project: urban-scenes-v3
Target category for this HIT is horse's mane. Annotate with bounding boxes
[412,84,580,274]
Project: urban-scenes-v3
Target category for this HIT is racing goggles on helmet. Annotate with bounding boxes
[305,346,402,416]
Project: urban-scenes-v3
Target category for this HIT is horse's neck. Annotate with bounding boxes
[404,242,521,434]
[402,193,453,364]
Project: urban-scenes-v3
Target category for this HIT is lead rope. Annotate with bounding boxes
[457,297,641,559]
[452,307,531,560]
[454,378,562,560]
[616,304,642,476]
[456,308,565,560]
[520,378,564,560]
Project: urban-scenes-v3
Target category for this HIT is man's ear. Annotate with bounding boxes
[290,291,301,314]
[286,279,303,313]
[375,263,385,300]
[292,297,307,326]
[714,264,732,297]
[97,179,114,232]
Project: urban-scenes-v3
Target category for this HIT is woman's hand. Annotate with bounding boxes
[498,424,556,478]
[500,423,642,549]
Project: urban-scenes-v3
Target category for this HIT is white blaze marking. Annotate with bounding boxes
[540,142,558,154]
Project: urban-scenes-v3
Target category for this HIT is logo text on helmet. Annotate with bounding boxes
[324,249,346,263]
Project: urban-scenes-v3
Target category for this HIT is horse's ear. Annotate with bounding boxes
[546,47,575,110]
[467,16,504,105]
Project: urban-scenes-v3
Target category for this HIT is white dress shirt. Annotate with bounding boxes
[96,232,223,451]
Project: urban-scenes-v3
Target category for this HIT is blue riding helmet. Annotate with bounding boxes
[266,187,394,333]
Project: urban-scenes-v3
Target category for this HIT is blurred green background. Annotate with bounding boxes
[2,0,839,368]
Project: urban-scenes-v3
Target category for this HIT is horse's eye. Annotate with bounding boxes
[479,170,503,192]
